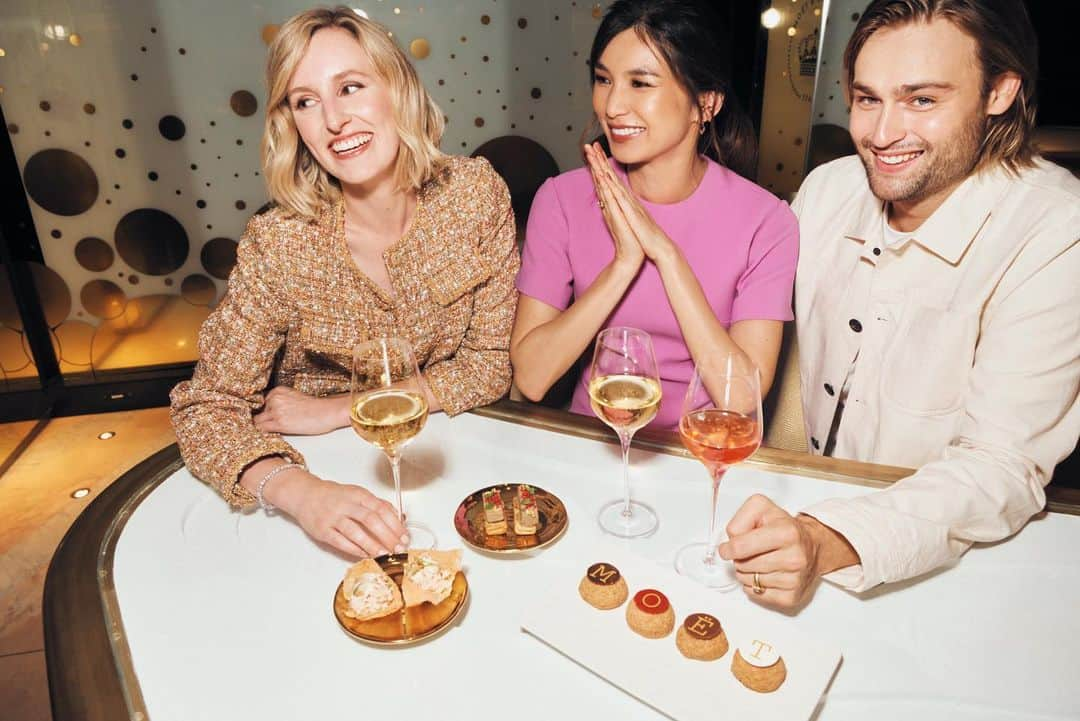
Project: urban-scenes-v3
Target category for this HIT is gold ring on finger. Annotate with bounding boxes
[752,572,765,595]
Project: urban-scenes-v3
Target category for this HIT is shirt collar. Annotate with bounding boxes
[844,162,1014,264]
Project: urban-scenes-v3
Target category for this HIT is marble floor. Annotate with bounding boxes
[0,407,176,721]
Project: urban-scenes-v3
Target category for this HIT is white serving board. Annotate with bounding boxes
[521,544,842,721]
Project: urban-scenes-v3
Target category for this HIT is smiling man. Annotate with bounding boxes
[719,0,1080,608]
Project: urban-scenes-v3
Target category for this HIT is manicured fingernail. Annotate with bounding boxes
[400,533,411,544]
[377,548,389,556]
[394,544,406,553]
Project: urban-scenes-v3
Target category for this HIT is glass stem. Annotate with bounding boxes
[619,430,633,518]
[388,453,404,523]
[704,466,727,567]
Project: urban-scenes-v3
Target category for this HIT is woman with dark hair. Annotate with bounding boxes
[511,0,798,429]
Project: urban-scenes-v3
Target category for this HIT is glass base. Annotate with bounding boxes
[674,542,739,590]
[597,499,658,538]
[404,522,436,550]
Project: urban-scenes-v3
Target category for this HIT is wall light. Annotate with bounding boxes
[761,8,782,29]
[98,431,116,440]
[787,26,798,37]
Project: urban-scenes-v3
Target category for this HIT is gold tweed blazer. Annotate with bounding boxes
[170,156,519,507]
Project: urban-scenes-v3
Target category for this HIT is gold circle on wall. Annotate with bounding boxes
[409,38,430,59]
[80,279,127,319]
[592,4,603,19]
[181,274,216,306]
[69,33,82,47]
[261,24,280,45]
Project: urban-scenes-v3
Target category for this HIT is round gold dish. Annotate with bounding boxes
[333,553,468,646]
[453,484,568,554]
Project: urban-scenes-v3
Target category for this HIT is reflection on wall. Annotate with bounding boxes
[0,0,608,378]
[756,0,823,197]
[805,0,869,173]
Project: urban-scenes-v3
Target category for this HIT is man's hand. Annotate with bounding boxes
[718,494,859,610]
[253,386,349,436]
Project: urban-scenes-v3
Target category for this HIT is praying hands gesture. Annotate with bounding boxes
[583,141,678,272]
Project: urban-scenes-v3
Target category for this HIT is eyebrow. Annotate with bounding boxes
[851,81,956,97]
[593,61,661,78]
[287,69,372,97]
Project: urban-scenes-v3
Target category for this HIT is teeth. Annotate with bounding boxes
[332,135,371,153]
[878,151,921,165]
[611,127,645,137]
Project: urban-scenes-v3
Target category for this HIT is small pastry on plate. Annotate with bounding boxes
[402,549,463,607]
[625,588,675,638]
[482,488,507,536]
[340,559,403,621]
[513,484,540,535]
[578,562,629,610]
[676,612,728,660]
[731,639,788,692]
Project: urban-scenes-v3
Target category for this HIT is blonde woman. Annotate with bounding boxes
[171,7,519,558]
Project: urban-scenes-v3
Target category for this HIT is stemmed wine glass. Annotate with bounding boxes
[676,352,762,588]
[350,336,436,549]
[588,327,663,538]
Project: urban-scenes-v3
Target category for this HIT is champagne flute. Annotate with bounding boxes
[350,336,436,549]
[676,352,762,589]
[588,327,663,538]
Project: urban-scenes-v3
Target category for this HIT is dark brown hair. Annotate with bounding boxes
[843,0,1038,172]
[588,0,758,179]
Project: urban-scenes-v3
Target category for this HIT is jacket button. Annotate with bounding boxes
[824,383,834,396]
[872,247,882,256]
[849,318,863,333]
[811,437,821,450]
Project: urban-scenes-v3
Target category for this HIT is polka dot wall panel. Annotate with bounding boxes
[0,0,607,374]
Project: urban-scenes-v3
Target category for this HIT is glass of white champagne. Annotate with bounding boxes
[588,326,662,538]
[350,336,435,549]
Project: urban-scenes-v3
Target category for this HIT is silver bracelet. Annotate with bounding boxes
[256,462,305,514]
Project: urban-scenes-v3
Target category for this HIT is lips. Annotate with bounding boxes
[330,133,372,156]
[873,149,924,172]
[609,125,645,144]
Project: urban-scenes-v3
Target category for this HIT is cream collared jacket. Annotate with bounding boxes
[791,156,1080,591]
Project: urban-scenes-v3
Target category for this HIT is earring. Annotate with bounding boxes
[699,119,708,136]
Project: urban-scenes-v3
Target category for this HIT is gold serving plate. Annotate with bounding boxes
[453,484,568,554]
[333,553,468,646]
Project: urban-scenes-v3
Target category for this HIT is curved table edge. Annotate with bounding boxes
[42,401,1080,721]
[44,443,181,721]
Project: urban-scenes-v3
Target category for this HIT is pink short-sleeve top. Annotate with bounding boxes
[516,157,798,430]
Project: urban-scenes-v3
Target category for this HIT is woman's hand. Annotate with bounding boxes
[265,466,411,558]
[253,386,349,436]
[583,142,679,267]
[584,143,644,276]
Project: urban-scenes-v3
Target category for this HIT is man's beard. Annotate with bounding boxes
[858,114,985,204]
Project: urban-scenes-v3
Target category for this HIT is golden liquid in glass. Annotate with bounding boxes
[350,389,429,455]
[588,374,662,433]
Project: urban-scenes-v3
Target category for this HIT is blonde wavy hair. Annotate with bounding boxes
[843,0,1038,174]
[262,6,446,219]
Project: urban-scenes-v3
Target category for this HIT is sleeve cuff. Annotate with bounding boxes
[801,498,885,592]
[216,439,307,510]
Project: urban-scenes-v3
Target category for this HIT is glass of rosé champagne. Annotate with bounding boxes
[350,336,436,549]
[588,327,663,538]
[676,352,762,588]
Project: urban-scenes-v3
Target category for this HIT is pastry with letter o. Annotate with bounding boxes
[675,612,728,660]
[625,588,675,638]
[731,639,787,692]
[578,562,629,609]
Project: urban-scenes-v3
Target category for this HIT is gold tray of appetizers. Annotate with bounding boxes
[453,483,568,554]
[333,553,469,646]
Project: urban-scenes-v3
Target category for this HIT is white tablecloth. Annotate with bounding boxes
[113,413,1080,721]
